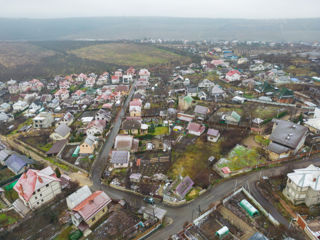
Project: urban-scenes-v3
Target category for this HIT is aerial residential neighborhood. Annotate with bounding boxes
[0,2,320,238]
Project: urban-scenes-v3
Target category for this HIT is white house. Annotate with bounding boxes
[225,70,241,82]
[33,112,54,128]
[13,167,61,210]
[283,165,320,207]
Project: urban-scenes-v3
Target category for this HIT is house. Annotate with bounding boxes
[173,176,194,200]
[283,165,320,207]
[76,73,87,82]
[187,86,198,97]
[194,105,209,119]
[111,75,120,84]
[72,90,85,100]
[6,154,32,175]
[80,136,97,155]
[274,88,294,104]
[224,111,241,125]
[126,67,136,76]
[274,75,291,85]
[122,75,133,84]
[211,59,226,68]
[211,85,225,102]
[305,108,320,134]
[67,186,111,230]
[50,124,71,141]
[129,105,141,117]
[86,120,106,136]
[267,120,308,160]
[250,64,265,72]
[95,109,111,122]
[198,91,207,101]
[46,140,68,157]
[57,112,74,126]
[177,113,195,122]
[114,135,137,151]
[13,166,61,210]
[225,70,241,82]
[187,122,205,136]
[96,73,109,86]
[138,206,167,223]
[139,69,150,81]
[178,96,193,111]
[0,112,13,123]
[129,173,142,183]
[12,100,29,112]
[111,151,130,168]
[121,119,141,135]
[0,103,11,113]
[0,150,11,165]
[198,79,215,89]
[33,112,54,128]
[85,77,96,88]
[207,128,220,142]
[54,89,69,101]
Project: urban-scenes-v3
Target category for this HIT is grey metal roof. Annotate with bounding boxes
[55,124,71,138]
[111,151,129,164]
[267,142,290,154]
[270,120,308,149]
[194,105,209,115]
[6,154,32,174]
[0,150,11,162]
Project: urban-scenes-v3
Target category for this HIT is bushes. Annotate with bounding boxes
[255,135,270,146]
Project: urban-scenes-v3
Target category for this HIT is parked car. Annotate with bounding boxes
[143,197,155,205]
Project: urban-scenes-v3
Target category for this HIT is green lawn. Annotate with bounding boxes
[255,135,270,147]
[218,145,266,171]
[38,142,53,152]
[152,127,169,136]
[0,212,18,227]
[0,168,15,180]
[69,43,189,67]
[251,105,283,119]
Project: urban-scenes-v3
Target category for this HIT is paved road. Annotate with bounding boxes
[89,82,320,239]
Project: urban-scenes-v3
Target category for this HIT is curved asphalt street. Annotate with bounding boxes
[89,82,320,239]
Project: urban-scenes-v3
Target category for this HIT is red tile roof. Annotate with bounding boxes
[14,167,60,201]
[227,70,241,76]
[73,191,111,221]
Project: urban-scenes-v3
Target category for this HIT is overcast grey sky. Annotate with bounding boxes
[0,0,320,19]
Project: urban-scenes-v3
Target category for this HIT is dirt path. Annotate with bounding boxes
[242,135,260,148]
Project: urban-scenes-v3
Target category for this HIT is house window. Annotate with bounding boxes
[40,194,42,197]
[35,197,37,200]
[38,189,40,192]
[37,202,39,205]
[102,209,105,213]
[41,199,44,202]
[92,217,96,222]
[46,184,49,187]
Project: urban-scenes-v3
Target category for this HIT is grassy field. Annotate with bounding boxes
[0,212,18,227]
[251,105,283,119]
[0,42,55,68]
[217,145,266,171]
[69,43,188,67]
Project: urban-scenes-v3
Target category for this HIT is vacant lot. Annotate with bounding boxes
[169,136,221,187]
[70,43,188,67]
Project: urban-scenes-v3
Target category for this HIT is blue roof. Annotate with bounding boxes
[291,78,300,82]
[5,154,32,174]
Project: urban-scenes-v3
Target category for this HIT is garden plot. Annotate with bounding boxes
[217,145,267,171]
